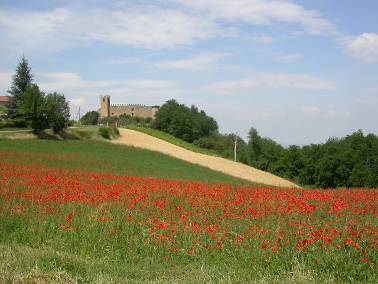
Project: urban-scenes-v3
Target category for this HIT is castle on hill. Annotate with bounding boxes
[99,95,159,119]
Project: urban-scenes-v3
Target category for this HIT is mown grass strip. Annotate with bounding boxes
[125,126,218,156]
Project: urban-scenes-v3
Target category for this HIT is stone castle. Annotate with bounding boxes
[99,95,159,119]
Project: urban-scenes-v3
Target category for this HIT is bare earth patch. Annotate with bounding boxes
[112,129,299,188]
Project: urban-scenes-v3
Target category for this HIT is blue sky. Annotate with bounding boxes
[0,0,377,145]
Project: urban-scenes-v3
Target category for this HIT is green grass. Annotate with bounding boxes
[1,195,376,283]
[0,127,30,131]
[0,220,328,284]
[0,139,376,283]
[0,139,252,185]
[125,126,218,156]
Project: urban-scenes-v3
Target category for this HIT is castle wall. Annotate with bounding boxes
[99,95,159,119]
[110,104,159,119]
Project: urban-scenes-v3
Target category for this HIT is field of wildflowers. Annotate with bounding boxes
[0,144,377,283]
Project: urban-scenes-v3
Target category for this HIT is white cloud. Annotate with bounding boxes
[275,53,304,61]
[0,9,72,52]
[154,53,226,70]
[178,0,336,35]
[0,6,218,52]
[345,33,378,63]
[108,53,226,71]
[249,33,275,44]
[0,72,13,94]
[0,70,185,106]
[35,72,184,109]
[77,8,217,49]
[302,106,321,114]
[70,97,86,107]
[205,72,335,94]
[302,107,350,118]
[0,1,338,54]
[39,72,178,96]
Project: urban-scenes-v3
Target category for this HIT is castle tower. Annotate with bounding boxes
[100,95,110,118]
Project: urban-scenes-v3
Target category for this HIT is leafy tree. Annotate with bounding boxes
[153,99,218,143]
[20,84,47,132]
[44,92,70,133]
[247,127,261,162]
[7,56,34,118]
[80,110,99,125]
[255,130,378,188]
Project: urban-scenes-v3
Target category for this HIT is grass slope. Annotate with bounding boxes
[0,139,251,185]
[125,126,217,156]
[0,139,376,283]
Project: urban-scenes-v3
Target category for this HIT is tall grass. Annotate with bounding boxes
[0,139,251,185]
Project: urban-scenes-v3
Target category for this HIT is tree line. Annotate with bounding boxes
[151,100,378,188]
[78,89,377,189]
[4,57,70,133]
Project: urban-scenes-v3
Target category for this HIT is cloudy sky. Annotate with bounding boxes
[0,0,377,145]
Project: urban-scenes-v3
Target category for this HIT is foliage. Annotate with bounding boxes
[247,129,378,188]
[248,127,261,162]
[7,56,33,118]
[4,58,70,133]
[0,105,6,116]
[20,84,48,133]
[153,99,218,143]
[98,126,119,139]
[0,119,28,129]
[44,92,70,133]
[80,111,99,125]
[186,126,378,188]
[194,133,250,164]
[117,114,152,127]
[99,114,152,128]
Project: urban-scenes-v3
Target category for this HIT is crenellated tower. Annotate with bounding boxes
[100,95,110,118]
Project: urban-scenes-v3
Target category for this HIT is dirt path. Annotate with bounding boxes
[112,129,299,188]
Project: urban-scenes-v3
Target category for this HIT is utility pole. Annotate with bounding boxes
[234,133,238,162]
[77,107,81,125]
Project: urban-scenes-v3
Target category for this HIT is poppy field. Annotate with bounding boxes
[0,141,377,283]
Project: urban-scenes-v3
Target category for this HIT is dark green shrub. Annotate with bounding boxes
[0,118,28,129]
[99,127,111,139]
[99,126,119,139]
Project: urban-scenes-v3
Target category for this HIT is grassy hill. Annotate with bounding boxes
[0,138,252,185]
[0,136,377,283]
[125,125,217,156]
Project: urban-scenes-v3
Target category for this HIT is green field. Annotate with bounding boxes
[0,138,376,283]
[0,138,250,185]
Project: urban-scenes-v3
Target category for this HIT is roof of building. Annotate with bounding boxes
[0,96,11,103]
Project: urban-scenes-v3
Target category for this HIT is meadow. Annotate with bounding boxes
[0,139,377,283]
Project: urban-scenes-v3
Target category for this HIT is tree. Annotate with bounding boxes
[20,84,47,132]
[80,110,99,125]
[248,127,261,162]
[153,99,218,143]
[45,92,70,133]
[7,56,34,118]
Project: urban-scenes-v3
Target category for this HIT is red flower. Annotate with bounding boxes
[66,211,74,223]
[353,243,361,249]
[345,239,353,246]
[261,239,269,250]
